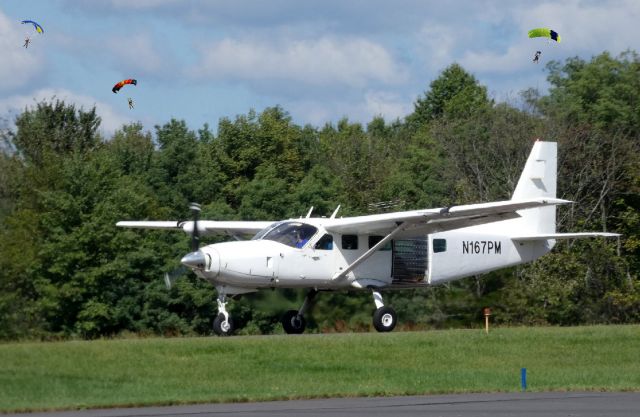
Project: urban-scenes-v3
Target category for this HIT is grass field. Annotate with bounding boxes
[1,325,640,412]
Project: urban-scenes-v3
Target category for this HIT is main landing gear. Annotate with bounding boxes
[372,290,397,332]
[213,289,397,336]
[282,289,317,334]
[280,289,397,334]
[213,292,234,336]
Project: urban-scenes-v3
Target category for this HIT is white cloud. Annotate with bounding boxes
[104,33,165,74]
[47,31,167,78]
[0,11,45,92]
[284,90,412,128]
[189,36,408,87]
[414,22,459,71]
[96,0,181,10]
[461,44,532,74]
[363,91,411,120]
[0,88,133,136]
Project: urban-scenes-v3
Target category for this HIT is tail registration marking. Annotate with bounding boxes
[462,240,502,254]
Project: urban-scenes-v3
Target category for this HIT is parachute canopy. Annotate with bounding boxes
[112,79,137,94]
[528,28,560,43]
[21,20,44,34]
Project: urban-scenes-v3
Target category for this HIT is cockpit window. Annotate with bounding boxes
[252,221,282,240]
[258,221,318,248]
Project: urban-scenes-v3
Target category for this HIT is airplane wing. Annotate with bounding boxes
[324,197,571,237]
[511,232,620,241]
[116,220,275,236]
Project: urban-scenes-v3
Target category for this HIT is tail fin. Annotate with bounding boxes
[511,141,557,234]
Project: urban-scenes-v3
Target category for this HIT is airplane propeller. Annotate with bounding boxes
[189,202,201,252]
[164,202,202,289]
[163,266,187,289]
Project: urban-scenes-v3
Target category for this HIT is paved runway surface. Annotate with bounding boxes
[9,392,640,417]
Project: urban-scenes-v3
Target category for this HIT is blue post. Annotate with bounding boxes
[521,368,527,391]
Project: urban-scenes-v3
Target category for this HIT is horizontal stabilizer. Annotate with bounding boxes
[512,232,620,241]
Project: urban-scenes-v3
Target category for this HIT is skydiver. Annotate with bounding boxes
[128,98,134,109]
[23,37,30,48]
[533,51,541,64]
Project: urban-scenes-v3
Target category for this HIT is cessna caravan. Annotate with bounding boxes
[117,141,618,335]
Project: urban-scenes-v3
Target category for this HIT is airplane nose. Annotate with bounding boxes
[180,249,220,275]
[181,251,206,269]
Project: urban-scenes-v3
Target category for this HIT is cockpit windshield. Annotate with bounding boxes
[252,222,281,241]
[254,221,318,248]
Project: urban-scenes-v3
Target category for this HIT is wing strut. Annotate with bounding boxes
[332,221,406,281]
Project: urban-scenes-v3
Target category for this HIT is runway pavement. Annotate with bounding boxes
[8,392,640,417]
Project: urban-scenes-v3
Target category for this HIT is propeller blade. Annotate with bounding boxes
[163,266,187,289]
[190,202,201,251]
[163,202,202,290]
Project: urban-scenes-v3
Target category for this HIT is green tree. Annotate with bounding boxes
[9,99,101,166]
[407,63,492,129]
[214,107,311,210]
[540,51,640,134]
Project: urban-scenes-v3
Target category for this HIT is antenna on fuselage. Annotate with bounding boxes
[330,205,341,219]
[305,206,314,218]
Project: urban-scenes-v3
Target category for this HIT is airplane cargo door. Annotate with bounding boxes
[391,238,428,285]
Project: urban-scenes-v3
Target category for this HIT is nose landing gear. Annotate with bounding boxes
[213,292,234,336]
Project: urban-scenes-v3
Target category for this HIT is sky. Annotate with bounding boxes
[1,0,639,137]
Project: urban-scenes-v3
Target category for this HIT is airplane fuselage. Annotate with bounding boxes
[191,218,555,294]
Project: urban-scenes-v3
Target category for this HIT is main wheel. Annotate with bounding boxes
[372,306,397,332]
[282,309,306,334]
[213,313,234,336]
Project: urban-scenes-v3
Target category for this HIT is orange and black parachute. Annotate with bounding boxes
[112,79,137,93]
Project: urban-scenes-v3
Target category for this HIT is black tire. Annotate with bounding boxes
[372,306,397,332]
[282,309,306,334]
[213,313,234,336]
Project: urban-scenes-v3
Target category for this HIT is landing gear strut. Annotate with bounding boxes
[372,291,397,332]
[282,289,317,334]
[213,292,234,336]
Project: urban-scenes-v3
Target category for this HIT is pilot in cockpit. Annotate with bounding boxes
[294,230,309,248]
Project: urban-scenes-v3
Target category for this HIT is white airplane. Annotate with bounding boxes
[117,141,618,336]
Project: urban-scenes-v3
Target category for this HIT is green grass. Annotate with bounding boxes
[2,325,640,412]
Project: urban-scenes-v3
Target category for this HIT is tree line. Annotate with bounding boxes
[1,51,638,339]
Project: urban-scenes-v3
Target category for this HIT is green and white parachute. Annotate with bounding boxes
[528,28,560,43]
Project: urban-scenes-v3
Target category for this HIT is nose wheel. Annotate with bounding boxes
[372,291,397,332]
[213,292,234,336]
[213,313,234,336]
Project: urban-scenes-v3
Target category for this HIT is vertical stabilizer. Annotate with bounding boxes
[511,141,557,234]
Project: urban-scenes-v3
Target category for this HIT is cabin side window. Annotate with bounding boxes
[433,238,447,253]
[342,235,358,250]
[314,234,334,250]
[368,235,391,251]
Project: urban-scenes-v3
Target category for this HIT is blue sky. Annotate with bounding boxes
[1,0,638,136]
